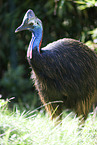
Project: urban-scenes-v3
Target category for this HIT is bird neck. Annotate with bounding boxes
[27,28,43,59]
[32,28,43,52]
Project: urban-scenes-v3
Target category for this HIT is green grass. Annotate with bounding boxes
[0,99,97,145]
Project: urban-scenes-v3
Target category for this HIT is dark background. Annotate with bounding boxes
[0,0,97,110]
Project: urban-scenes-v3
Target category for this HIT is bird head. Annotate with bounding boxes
[15,9,42,34]
[15,9,43,59]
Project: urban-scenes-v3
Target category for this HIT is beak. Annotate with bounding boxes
[15,23,28,33]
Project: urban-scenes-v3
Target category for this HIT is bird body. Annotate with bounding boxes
[15,9,97,121]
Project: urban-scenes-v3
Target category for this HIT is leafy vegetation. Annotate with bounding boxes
[0,99,97,145]
[75,0,97,10]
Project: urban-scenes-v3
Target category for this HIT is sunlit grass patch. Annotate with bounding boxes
[0,98,97,145]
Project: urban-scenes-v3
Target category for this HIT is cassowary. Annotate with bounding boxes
[15,9,97,122]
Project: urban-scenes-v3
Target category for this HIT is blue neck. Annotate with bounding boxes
[31,28,43,52]
[27,27,43,59]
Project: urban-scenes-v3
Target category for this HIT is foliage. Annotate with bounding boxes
[0,0,97,108]
[75,0,97,10]
[0,66,40,109]
[85,28,97,50]
[0,95,9,108]
[75,0,97,49]
[0,101,97,145]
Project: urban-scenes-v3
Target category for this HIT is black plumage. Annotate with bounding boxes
[15,10,97,122]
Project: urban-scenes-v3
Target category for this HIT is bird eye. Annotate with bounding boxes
[29,23,33,25]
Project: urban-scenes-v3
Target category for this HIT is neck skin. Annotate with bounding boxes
[31,27,43,52]
[27,27,43,59]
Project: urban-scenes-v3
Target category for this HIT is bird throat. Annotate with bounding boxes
[27,31,42,59]
[27,33,35,59]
